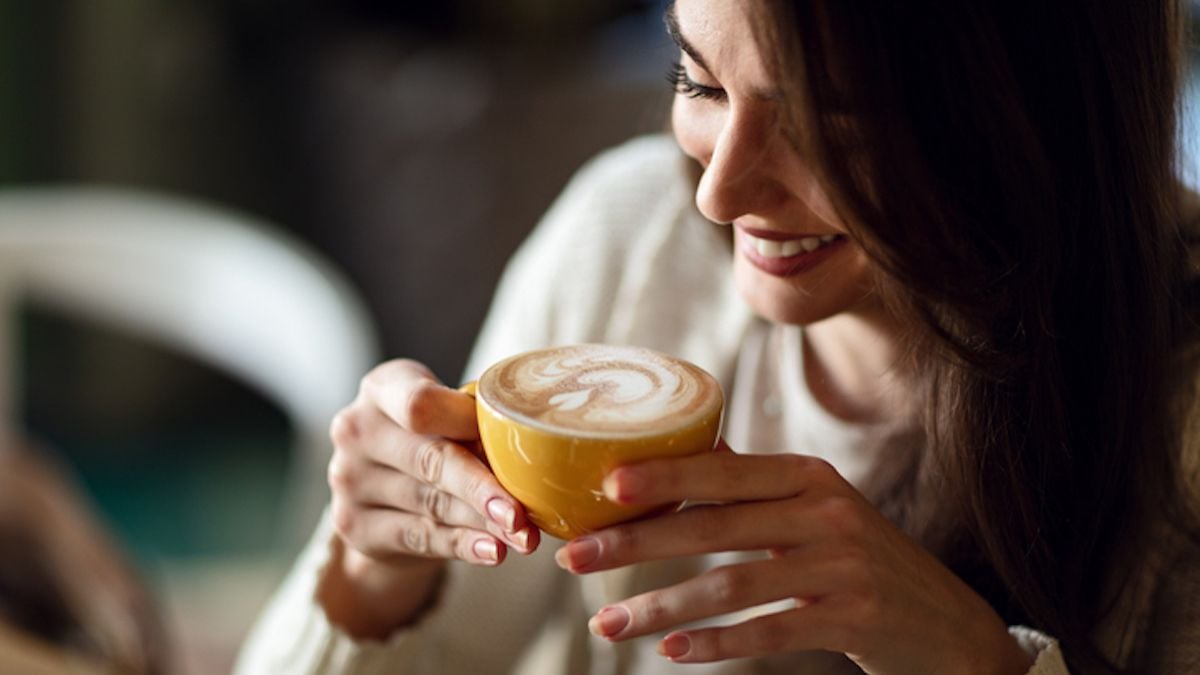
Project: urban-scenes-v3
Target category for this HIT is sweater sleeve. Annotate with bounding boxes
[232,511,432,675]
[1009,627,1070,675]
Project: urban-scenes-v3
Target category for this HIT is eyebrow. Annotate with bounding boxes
[664,2,711,74]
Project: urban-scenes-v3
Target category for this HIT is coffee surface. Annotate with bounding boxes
[478,344,722,437]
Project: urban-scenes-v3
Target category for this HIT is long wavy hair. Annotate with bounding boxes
[748,1,1198,672]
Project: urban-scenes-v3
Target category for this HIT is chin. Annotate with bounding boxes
[733,256,876,326]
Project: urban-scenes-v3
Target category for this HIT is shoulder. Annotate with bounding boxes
[467,135,746,376]
[503,133,710,290]
[538,134,696,243]
[569,134,692,195]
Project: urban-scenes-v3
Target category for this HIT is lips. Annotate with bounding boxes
[737,227,848,277]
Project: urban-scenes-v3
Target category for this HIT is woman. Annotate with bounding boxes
[237,0,1200,673]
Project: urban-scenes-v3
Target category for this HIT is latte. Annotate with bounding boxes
[471,344,726,539]
[477,344,722,438]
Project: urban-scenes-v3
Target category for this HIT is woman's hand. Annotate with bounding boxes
[319,359,539,637]
[554,444,1032,675]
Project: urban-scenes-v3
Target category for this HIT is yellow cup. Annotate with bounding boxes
[465,345,723,540]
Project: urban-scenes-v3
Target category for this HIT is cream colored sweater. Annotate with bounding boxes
[235,136,1199,675]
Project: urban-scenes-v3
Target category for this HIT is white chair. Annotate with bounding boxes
[0,186,380,545]
[0,186,381,673]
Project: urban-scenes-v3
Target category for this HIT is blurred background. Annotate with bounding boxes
[2,2,1200,674]
[0,1,675,672]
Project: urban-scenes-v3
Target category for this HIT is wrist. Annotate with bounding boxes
[317,535,446,640]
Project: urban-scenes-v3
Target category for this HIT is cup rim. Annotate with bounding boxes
[473,344,725,441]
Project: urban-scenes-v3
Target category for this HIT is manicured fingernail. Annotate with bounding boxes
[603,468,642,503]
[486,498,516,531]
[509,527,531,552]
[472,538,499,564]
[554,536,600,571]
[588,606,630,638]
[658,633,691,660]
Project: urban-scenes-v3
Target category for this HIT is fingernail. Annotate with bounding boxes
[486,498,516,531]
[554,536,600,571]
[658,633,691,660]
[603,468,642,503]
[588,606,630,638]
[509,528,531,552]
[472,538,499,563]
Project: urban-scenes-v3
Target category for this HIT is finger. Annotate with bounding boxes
[344,464,489,530]
[338,464,536,551]
[340,403,532,539]
[657,604,856,663]
[603,451,845,506]
[557,499,835,572]
[332,500,507,566]
[588,555,845,641]
[360,359,478,440]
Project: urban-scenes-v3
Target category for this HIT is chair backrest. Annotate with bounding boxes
[0,186,380,543]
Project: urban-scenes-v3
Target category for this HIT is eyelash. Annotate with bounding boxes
[667,61,726,102]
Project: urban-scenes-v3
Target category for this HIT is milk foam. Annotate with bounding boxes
[478,345,722,437]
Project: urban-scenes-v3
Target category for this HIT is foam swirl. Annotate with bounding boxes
[478,344,722,437]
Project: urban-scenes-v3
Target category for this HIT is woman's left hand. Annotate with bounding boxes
[554,443,1033,675]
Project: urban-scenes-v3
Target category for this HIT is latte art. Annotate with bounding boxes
[478,345,722,437]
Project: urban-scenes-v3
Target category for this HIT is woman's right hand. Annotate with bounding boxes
[318,359,539,637]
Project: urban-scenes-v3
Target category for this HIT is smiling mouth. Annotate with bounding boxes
[738,229,848,277]
[745,232,843,258]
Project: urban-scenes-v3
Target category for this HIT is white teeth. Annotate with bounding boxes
[747,233,841,258]
[755,238,784,257]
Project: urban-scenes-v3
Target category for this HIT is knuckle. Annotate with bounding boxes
[608,524,641,555]
[637,593,669,627]
[326,456,357,494]
[834,546,872,579]
[708,566,746,606]
[449,528,473,560]
[356,371,374,399]
[795,455,836,482]
[849,589,884,627]
[415,438,447,485]
[460,470,494,509]
[362,360,404,392]
[330,499,357,539]
[403,380,440,432]
[329,408,361,448]
[820,496,864,538]
[421,486,452,523]
[402,519,433,556]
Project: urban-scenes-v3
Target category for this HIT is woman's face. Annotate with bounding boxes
[669,0,877,325]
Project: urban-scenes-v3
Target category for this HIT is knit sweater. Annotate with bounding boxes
[235,135,1199,675]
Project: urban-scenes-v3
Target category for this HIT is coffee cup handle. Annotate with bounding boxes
[459,381,477,398]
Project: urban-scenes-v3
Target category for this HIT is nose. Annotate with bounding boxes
[692,109,785,225]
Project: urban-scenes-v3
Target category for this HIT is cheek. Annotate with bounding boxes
[671,99,715,167]
[805,183,844,232]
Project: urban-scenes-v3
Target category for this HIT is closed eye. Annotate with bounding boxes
[667,62,727,103]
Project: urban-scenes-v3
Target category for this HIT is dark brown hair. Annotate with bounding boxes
[752,1,1197,672]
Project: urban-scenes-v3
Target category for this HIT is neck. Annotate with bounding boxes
[802,301,912,426]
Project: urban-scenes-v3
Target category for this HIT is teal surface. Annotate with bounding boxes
[18,303,294,564]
